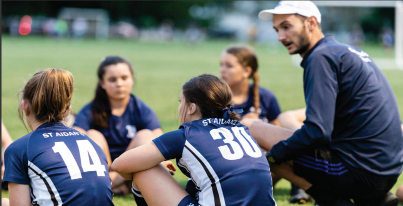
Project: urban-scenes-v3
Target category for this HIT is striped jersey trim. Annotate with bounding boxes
[294,156,348,175]
[184,145,220,206]
[182,141,226,206]
[131,183,143,198]
[28,161,63,206]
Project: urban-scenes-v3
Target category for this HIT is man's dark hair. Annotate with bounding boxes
[295,14,321,29]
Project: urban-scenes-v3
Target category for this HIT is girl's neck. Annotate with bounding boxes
[109,95,131,116]
[230,79,250,105]
[28,118,48,131]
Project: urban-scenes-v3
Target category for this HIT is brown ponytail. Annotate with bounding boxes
[182,74,241,121]
[18,68,74,128]
[225,46,260,114]
[252,72,260,114]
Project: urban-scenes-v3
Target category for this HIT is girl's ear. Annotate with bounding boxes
[21,99,30,116]
[244,66,253,78]
[187,103,197,115]
[64,105,72,118]
[99,80,106,90]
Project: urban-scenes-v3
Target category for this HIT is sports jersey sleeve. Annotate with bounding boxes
[153,129,186,160]
[3,136,30,185]
[73,105,93,131]
[266,93,281,122]
[138,101,161,130]
[271,54,338,163]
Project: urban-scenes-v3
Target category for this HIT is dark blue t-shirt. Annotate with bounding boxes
[73,94,161,160]
[153,118,275,206]
[271,36,403,177]
[3,122,114,206]
[234,85,281,122]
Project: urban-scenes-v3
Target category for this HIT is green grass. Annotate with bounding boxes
[2,35,403,205]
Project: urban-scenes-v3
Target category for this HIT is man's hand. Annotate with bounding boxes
[161,161,176,176]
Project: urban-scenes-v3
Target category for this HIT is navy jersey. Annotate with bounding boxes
[271,36,403,177]
[234,85,281,122]
[3,122,114,206]
[153,118,275,206]
[73,94,161,160]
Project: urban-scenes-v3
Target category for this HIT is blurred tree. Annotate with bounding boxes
[360,8,395,43]
[1,1,230,28]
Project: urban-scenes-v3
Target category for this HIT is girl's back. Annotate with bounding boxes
[4,122,114,206]
[154,118,275,206]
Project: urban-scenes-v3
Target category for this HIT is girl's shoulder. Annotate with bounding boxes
[4,131,34,158]
[127,94,154,112]
[248,84,276,98]
[76,102,94,115]
[257,86,276,98]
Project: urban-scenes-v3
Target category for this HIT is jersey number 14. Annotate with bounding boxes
[52,140,106,180]
[210,127,262,160]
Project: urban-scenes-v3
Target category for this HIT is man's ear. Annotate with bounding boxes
[187,103,197,115]
[307,16,318,31]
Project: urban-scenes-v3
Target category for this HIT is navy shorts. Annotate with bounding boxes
[294,147,397,205]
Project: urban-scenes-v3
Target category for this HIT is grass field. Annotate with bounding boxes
[1,35,403,205]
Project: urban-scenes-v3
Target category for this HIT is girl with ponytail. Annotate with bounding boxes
[220,45,281,125]
[112,74,276,206]
[220,46,312,203]
[3,69,113,206]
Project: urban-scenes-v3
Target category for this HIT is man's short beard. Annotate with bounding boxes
[293,25,311,55]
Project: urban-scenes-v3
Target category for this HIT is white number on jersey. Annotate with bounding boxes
[52,140,106,180]
[210,127,262,160]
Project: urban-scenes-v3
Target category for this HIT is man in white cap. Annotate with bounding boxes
[243,1,403,206]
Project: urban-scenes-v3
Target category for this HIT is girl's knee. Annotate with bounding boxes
[396,185,403,202]
[87,129,104,138]
[136,129,154,138]
[86,129,108,148]
[129,129,155,148]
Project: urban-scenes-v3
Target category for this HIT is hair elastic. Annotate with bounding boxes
[222,106,243,119]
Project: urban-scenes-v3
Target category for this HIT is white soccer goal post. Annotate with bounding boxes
[312,1,403,70]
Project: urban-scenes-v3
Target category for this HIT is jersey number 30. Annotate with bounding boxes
[210,127,262,160]
[52,140,106,180]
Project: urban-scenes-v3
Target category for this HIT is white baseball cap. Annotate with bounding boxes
[259,1,321,23]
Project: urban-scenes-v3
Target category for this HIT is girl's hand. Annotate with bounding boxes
[161,161,176,176]
[242,112,261,121]
[1,164,4,182]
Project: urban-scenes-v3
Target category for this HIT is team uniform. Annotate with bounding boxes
[3,122,114,206]
[270,36,403,204]
[234,85,281,122]
[149,118,275,206]
[73,94,161,160]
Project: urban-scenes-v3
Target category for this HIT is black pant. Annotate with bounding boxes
[294,148,397,206]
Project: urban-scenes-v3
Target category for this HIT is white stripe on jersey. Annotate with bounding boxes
[178,160,191,174]
[28,161,63,206]
[180,141,226,206]
[131,183,143,198]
